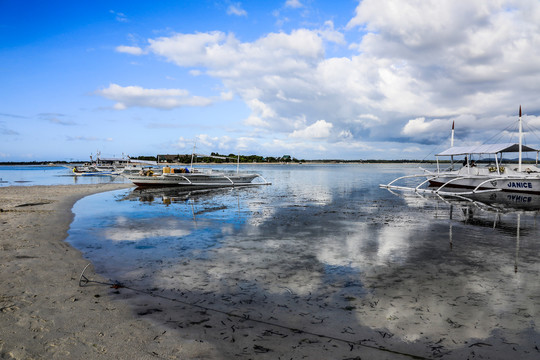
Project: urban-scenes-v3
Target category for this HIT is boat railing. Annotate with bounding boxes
[176,173,271,187]
[380,173,503,196]
[178,175,192,184]
[381,173,434,188]
[223,175,235,185]
[436,176,471,192]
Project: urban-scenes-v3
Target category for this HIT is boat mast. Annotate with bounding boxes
[450,121,455,169]
[190,142,196,172]
[519,105,522,172]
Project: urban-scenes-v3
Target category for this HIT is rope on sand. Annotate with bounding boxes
[78,263,428,359]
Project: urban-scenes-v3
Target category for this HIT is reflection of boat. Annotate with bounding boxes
[121,186,234,204]
[459,190,540,211]
[440,195,531,273]
[381,107,540,195]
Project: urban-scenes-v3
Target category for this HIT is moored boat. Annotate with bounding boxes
[124,167,267,188]
[69,152,131,176]
[381,106,540,196]
[123,151,270,188]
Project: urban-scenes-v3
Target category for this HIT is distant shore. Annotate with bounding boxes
[0,183,219,359]
[0,160,451,166]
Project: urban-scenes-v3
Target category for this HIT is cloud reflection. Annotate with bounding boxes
[105,216,192,241]
[67,168,540,357]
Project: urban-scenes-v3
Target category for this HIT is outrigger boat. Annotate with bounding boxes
[69,151,131,176]
[123,153,270,188]
[381,107,540,196]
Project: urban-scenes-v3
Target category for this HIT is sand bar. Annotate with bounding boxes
[0,184,219,359]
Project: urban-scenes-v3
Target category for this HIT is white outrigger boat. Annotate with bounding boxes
[123,153,270,188]
[70,152,131,176]
[381,107,540,196]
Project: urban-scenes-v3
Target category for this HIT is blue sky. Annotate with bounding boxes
[2,0,540,161]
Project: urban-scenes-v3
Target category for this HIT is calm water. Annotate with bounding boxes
[0,165,129,186]
[66,164,540,359]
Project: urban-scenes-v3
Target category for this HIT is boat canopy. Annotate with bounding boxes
[129,159,158,165]
[436,143,538,156]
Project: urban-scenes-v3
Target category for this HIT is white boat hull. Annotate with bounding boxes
[125,172,262,188]
[429,175,540,194]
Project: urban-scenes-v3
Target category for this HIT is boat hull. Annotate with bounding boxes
[125,173,261,188]
[428,176,540,195]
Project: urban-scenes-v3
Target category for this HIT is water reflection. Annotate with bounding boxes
[67,165,540,359]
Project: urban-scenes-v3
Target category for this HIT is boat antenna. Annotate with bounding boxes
[237,154,240,174]
[519,105,522,172]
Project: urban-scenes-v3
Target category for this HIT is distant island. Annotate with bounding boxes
[2,152,539,165]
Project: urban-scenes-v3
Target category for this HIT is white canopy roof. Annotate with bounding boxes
[129,159,158,165]
[437,143,538,156]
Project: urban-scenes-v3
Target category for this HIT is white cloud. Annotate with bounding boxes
[227,3,247,16]
[290,120,333,139]
[401,114,477,144]
[115,45,145,55]
[318,21,346,45]
[244,115,270,128]
[401,117,437,136]
[148,29,323,72]
[196,134,217,147]
[220,91,234,101]
[110,10,128,23]
[285,0,302,9]
[96,84,213,110]
[66,136,111,142]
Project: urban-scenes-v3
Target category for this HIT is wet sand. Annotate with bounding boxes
[0,184,219,359]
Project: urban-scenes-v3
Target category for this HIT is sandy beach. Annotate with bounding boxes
[0,184,219,359]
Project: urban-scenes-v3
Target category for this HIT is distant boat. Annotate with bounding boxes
[69,152,155,176]
[381,106,540,195]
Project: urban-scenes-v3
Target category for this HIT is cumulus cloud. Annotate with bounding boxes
[290,120,333,139]
[96,84,214,110]
[318,21,345,45]
[110,1,540,158]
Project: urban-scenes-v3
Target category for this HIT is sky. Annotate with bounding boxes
[3,0,540,161]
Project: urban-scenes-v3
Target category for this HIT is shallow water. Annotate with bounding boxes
[67,164,540,359]
[0,165,129,186]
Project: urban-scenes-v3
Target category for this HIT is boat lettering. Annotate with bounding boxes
[507,181,533,189]
[507,194,532,203]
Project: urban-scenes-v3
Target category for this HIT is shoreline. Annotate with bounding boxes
[0,183,218,359]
